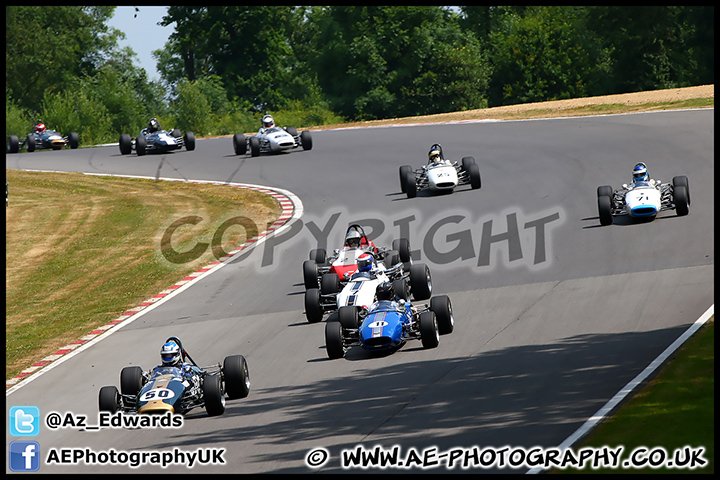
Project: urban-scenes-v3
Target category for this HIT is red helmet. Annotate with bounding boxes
[34,123,46,133]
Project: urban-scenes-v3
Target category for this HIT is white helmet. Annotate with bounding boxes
[160,341,181,366]
[262,115,275,129]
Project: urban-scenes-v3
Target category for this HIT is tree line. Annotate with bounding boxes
[6,6,713,145]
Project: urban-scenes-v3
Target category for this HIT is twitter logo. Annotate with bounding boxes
[9,406,40,437]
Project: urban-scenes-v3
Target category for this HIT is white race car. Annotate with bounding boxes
[596,175,689,226]
[233,126,312,157]
[304,253,433,323]
[399,144,481,198]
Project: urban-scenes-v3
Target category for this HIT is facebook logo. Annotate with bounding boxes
[9,405,40,437]
[9,441,41,472]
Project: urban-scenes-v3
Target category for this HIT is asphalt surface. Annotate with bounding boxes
[5,109,714,473]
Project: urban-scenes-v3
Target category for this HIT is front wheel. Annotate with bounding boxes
[120,366,144,397]
[430,295,454,335]
[405,171,417,198]
[409,263,432,300]
[223,355,250,399]
[300,130,313,150]
[598,195,613,226]
[674,185,689,216]
[99,386,121,413]
[467,162,481,189]
[68,132,79,149]
[233,133,247,155]
[135,136,147,156]
[325,321,346,359]
[184,132,195,151]
[304,288,324,323]
[119,134,132,155]
[399,165,412,193]
[249,136,260,157]
[7,135,19,153]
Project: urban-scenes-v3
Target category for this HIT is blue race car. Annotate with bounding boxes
[324,283,454,359]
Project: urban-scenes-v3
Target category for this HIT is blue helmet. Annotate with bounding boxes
[160,341,181,366]
[357,253,374,272]
[632,163,648,182]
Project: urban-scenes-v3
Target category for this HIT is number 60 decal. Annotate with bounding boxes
[140,388,175,402]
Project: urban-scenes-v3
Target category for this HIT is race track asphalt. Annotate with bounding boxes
[5,109,714,473]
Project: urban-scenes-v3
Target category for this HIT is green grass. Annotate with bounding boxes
[552,319,714,474]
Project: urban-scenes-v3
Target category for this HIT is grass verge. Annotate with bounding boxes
[5,169,281,380]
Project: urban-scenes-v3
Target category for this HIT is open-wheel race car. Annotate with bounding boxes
[233,115,312,157]
[324,283,454,359]
[399,143,481,198]
[302,224,413,291]
[119,118,195,156]
[7,121,79,153]
[304,248,433,323]
[98,336,250,417]
[596,163,689,226]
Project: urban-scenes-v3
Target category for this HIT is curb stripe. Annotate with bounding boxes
[6,177,298,389]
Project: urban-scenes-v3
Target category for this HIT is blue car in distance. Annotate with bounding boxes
[325,295,454,359]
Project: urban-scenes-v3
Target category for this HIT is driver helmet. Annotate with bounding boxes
[357,253,374,272]
[345,230,362,248]
[148,118,161,133]
[34,122,46,133]
[261,115,275,129]
[160,341,182,366]
[376,281,394,301]
[632,162,648,182]
[428,145,442,164]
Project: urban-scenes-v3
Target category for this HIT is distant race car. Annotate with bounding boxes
[119,127,195,156]
[596,174,690,226]
[302,224,412,291]
[304,253,433,323]
[399,143,481,198]
[325,294,454,359]
[233,126,312,157]
[98,336,250,417]
[7,123,79,153]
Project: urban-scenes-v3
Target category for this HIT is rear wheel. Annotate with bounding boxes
[321,273,340,295]
[325,321,346,359]
[119,134,132,155]
[598,195,613,226]
[674,185,689,216]
[430,295,454,335]
[99,386,121,413]
[223,355,250,399]
[392,238,412,263]
[409,263,432,300]
[338,305,359,329]
[419,312,439,349]
[233,134,247,155]
[304,288,324,323]
[203,374,226,417]
[184,132,195,151]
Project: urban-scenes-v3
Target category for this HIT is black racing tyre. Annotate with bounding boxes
[119,134,132,155]
[405,171,417,198]
[7,135,19,153]
[309,248,326,265]
[120,366,144,397]
[461,156,476,171]
[325,321,346,359]
[467,162,482,189]
[399,165,413,193]
[321,273,340,295]
[68,132,79,149]
[392,238,412,263]
[419,311,439,349]
[409,263,432,300]
[136,135,147,156]
[304,288,324,323]
[249,136,260,157]
[598,195,613,226]
[301,130,313,150]
[392,278,408,300]
[171,129,182,138]
[338,305,359,329]
[184,131,195,151]
[672,176,690,205]
[384,250,400,268]
[25,134,35,152]
[99,386,121,413]
[223,355,250,400]
[430,295,454,335]
[233,133,247,155]
[597,185,613,198]
[673,185,689,216]
[303,260,319,289]
[203,374,226,417]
